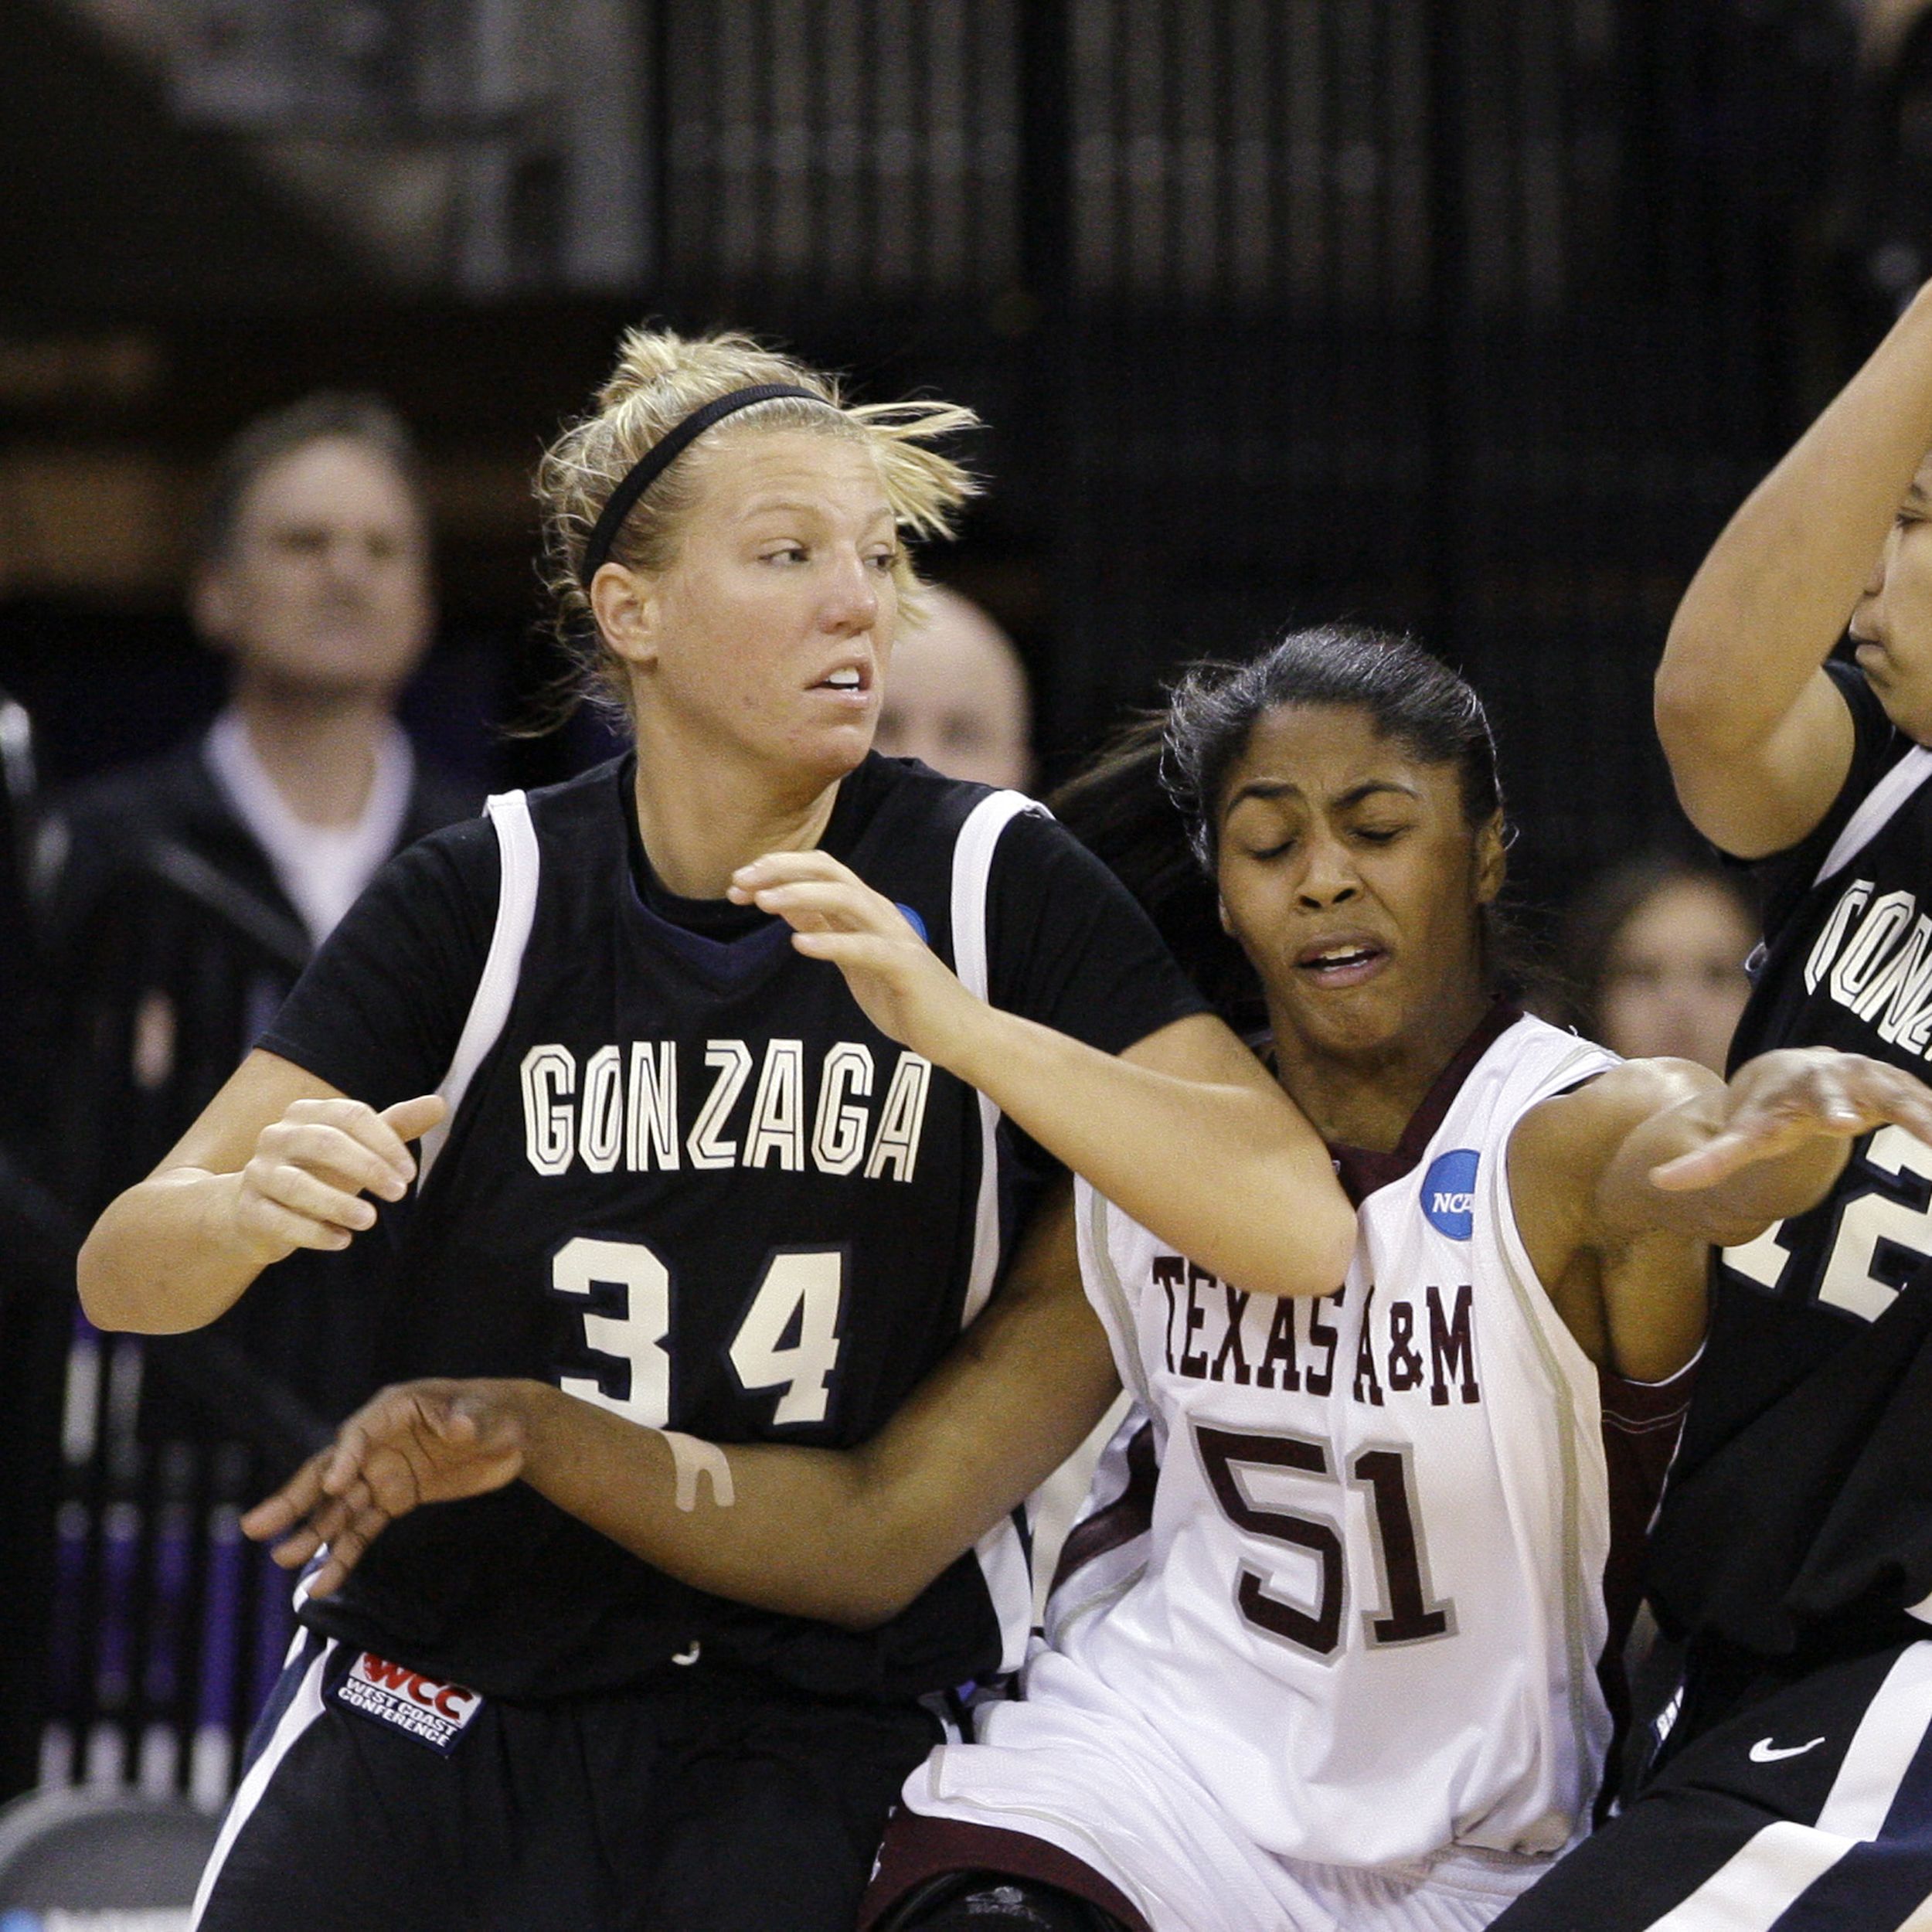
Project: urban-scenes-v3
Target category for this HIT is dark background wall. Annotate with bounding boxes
[0,0,1917,920]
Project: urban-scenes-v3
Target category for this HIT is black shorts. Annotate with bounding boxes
[193,1629,941,1932]
[1490,1635,1932,1932]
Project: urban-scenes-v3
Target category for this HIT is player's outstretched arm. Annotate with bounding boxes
[1655,284,1932,859]
[1511,1049,1932,1379]
[77,1048,444,1334]
[245,1185,1124,1628]
[730,848,1353,1299]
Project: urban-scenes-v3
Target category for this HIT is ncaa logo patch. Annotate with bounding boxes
[335,1651,482,1755]
[1421,1148,1480,1241]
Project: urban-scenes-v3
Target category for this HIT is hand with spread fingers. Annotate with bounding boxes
[1650,1047,1932,1196]
[243,1379,528,1598]
[729,847,978,1061]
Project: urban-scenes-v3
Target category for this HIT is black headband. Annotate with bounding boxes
[578,383,823,588]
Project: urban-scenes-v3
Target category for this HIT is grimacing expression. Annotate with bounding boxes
[194,437,432,699]
[1850,451,1932,743]
[1213,704,1503,1061]
[612,430,901,787]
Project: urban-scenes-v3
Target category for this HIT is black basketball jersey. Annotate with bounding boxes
[259,754,1203,1702]
[1649,661,1932,1659]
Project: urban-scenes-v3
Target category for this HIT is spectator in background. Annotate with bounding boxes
[872,583,1033,788]
[1562,854,1759,1073]
[36,392,475,1430]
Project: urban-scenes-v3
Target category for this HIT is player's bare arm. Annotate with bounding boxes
[246,1182,1122,1623]
[733,845,1354,1298]
[77,1047,444,1334]
[1655,287,1932,858]
[1510,1049,1932,1381]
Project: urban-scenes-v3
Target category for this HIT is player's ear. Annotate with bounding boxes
[1217,890,1235,937]
[591,563,662,672]
[1474,812,1507,906]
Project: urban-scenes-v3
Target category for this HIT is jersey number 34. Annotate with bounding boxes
[547,1235,842,1428]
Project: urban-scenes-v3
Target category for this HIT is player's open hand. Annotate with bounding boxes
[231,1092,445,1264]
[730,849,977,1060]
[242,1379,528,1597]
[1648,1048,1932,1193]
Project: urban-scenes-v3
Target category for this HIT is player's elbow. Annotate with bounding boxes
[1244,1185,1355,1300]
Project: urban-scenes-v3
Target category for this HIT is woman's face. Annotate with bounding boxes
[1851,451,1932,744]
[613,429,901,788]
[1215,704,1502,1064]
[1597,876,1755,1073]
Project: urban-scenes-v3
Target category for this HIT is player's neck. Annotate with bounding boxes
[630,747,842,900]
[1269,986,1491,1154]
[229,681,392,828]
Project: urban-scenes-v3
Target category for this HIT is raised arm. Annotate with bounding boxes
[729,848,1354,1299]
[245,1183,1123,1627]
[1655,285,1932,858]
[77,1048,444,1334]
[1510,1049,1932,1381]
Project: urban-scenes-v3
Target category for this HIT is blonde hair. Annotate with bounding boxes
[536,325,980,723]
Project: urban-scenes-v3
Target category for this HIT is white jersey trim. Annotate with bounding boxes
[190,1637,335,1928]
[1485,1032,1621,1843]
[418,790,540,1186]
[1814,744,1932,890]
[952,787,1050,1672]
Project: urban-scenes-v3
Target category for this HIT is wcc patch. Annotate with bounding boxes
[334,1650,482,1754]
[1421,1148,1480,1241]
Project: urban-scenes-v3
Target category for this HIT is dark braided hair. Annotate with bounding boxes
[1053,625,1522,1029]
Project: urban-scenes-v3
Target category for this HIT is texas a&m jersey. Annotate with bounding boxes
[913,1011,1621,1881]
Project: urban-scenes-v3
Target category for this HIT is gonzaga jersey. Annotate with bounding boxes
[1651,661,1932,1657]
[1053,1013,1617,1867]
[287,757,1149,1701]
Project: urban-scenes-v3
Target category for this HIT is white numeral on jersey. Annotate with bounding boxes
[548,1237,845,1429]
[549,1236,672,1427]
[728,1248,845,1427]
[1723,1126,1932,1324]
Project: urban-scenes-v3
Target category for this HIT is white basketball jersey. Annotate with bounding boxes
[1056,1013,1617,1869]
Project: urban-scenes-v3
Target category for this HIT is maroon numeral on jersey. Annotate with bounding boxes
[1193,1425,1457,1660]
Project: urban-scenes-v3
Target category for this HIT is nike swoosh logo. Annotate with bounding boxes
[1750,1736,1825,1764]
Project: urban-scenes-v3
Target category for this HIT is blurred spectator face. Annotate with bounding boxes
[1597,876,1757,1073]
[874,585,1032,789]
[192,436,432,701]
[1851,450,1932,743]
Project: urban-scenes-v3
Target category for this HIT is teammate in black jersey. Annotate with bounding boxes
[1488,288,1932,1929]
[77,328,1350,1932]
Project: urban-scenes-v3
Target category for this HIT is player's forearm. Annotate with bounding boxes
[1658,282,1932,757]
[936,1009,1352,1298]
[78,1168,272,1333]
[509,1384,974,1630]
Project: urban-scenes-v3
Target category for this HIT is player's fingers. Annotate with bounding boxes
[247,1159,379,1233]
[359,1442,427,1519]
[266,1524,325,1572]
[743,879,905,937]
[787,929,919,975]
[240,1451,330,1542]
[380,1093,447,1153]
[233,1189,355,1254]
[260,1120,413,1202]
[728,849,861,898]
[281,1098,421,1190]
[1648,1125,1787,1192]
[1844,1060,1932,1142]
